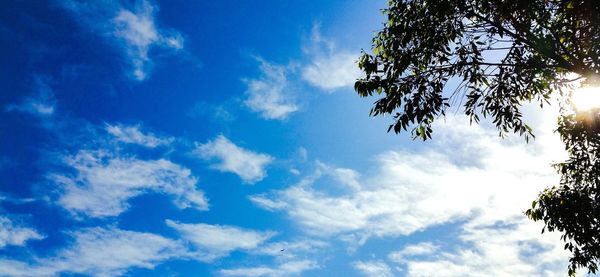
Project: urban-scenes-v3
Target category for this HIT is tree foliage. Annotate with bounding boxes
[527,110,600,275]
[355,0,600,274]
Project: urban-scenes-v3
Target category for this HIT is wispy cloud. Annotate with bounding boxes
[6,76,56,117]
[52,149,208,218]
[219,260,319,277]
[166,220,275,262]
[61,0,184,80]
[105,123,173,148]
[301,25,360,91]
[244,59,299,120]
[0,216,44,248]
[353,260,394,277]
[0,227,185,277]
[194,135,273,184]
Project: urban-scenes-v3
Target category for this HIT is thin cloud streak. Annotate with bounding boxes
[105,123,173,148]
[60,0,184,80]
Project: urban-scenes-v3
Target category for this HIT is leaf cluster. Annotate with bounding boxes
[356,0,600,140]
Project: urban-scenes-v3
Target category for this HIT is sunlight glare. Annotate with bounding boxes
[571,86,600,112]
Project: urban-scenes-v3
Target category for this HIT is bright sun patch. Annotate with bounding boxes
[571,86,600,112]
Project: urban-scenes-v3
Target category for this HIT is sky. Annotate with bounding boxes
[0,1,586,276]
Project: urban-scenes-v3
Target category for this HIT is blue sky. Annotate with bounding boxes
[0,1,583,276]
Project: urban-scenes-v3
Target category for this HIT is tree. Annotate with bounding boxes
[528,110,600,275]
[354,0,600,275]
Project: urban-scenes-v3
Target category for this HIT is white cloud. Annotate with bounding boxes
[353,260,394,277]
[52,149,208,218]
[244,59,299,120]
[301,25,361,91]
[0,227,185,277]
[302,52,359,91]
[219,260,319,277]
[251,112,564,238]
[0,216,44,248]
[61,0,184,80]
[105,123,173,147]
[194,135,273,184]
[166,220,275,261]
